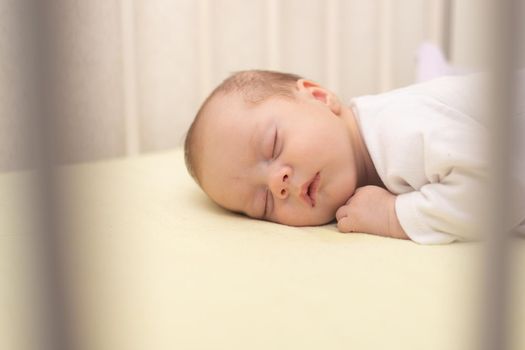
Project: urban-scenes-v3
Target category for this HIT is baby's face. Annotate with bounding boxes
[198,87,359,226]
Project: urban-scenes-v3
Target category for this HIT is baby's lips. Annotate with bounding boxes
[309,172,321,205]
[300,172,321,207]
[300,191,314,207]
[299,172,320,207]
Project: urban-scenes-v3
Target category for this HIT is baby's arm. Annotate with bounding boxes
[336,186,409,240]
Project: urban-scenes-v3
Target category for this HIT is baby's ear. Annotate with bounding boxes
[296,79,342,116]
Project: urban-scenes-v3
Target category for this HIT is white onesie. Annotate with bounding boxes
[351,74,525,244]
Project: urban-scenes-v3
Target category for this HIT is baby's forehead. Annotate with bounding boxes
[201,90,303,139]
[197,94,252,148]
[200,92,245,122]
[209,90,245,107]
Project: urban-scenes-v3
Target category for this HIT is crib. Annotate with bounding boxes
[1,1,524,349]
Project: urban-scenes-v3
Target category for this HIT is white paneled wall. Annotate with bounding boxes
[134,0,452,159]
[135,0,200,152]
[0,0,454,171]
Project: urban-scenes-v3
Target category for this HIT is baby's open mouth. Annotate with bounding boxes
[301,172,320,207]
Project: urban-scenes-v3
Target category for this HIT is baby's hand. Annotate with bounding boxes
[335,185,409,239]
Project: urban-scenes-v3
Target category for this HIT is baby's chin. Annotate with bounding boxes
[269,208,337,227]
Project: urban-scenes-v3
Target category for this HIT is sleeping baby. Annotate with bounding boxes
[184,70,525,244]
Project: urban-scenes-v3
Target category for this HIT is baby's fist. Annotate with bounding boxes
[335,185,407,239]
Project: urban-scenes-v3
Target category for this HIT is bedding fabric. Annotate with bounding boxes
[1,149,524,350]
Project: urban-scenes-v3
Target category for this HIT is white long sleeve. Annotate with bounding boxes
[350,74,517,244]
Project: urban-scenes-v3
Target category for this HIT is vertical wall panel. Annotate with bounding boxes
[280,0,325,82]
[324,0,340,92]
[53,0,125,164]
[424,0,452,57]
[265,0,281,70]
[210,0,267,87]
[390,0,428,89]
[378,0,393,91]
[121,0,140,156]
[339,0,381,99]
[135,0,199,151]
[197,0,212,102]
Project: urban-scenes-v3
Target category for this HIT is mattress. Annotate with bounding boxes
[1,148,524,350]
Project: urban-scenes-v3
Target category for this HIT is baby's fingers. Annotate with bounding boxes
[335,205,349,221]
[337,215,354,233]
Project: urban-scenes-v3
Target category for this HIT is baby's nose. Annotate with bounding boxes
[269,166,293,199]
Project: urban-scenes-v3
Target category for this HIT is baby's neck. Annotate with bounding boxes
[342,105,385,189]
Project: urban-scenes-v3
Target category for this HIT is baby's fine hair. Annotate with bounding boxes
[184,70,303,184]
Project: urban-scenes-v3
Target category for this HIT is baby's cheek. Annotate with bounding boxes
[270,205,305,226]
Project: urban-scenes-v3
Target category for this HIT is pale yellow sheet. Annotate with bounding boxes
[1,149,524,350]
